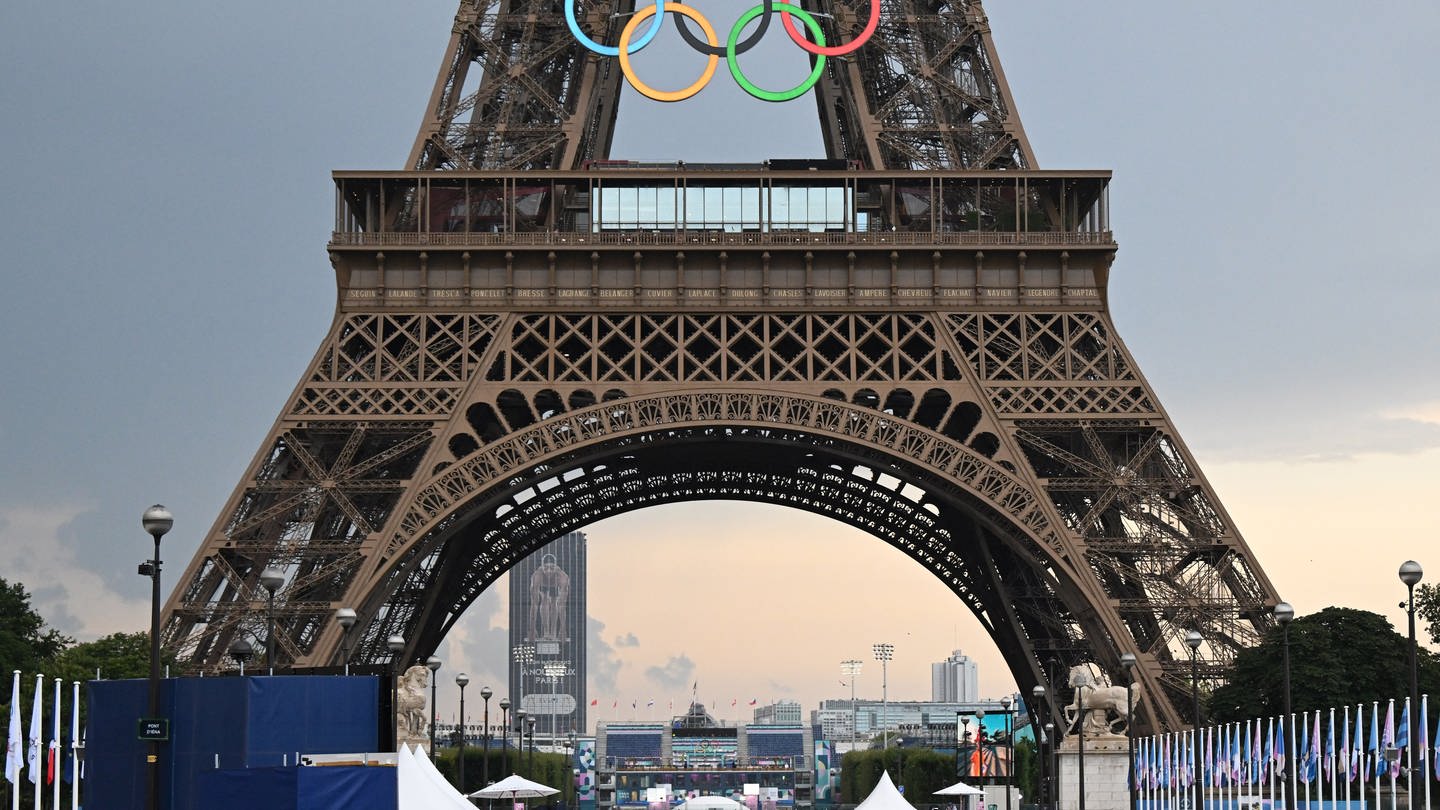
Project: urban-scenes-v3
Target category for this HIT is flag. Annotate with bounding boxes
[731,699,737,707]
[1341,708,1352,782]
[590,699,598,706]
[46,740,56,785]
[5,671,21,785]
[748,699,758,706]
[632,700,637,709]
[612,700,618,709]
[1246,719,1256,784]
[26,674,42,785]
[1303,711,1321,783]
[1233,722,1244,782]
[1383,700,1397,778]
[1273,716,1286,776]
[646,699,654,708]
[1399,700,1411,751]
[1369,703,1380,778]
[1325,710,1335,780]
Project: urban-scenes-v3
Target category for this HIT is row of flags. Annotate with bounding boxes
[5,670,82,808]
[586,698,761,709]
[1134,697,1439,795]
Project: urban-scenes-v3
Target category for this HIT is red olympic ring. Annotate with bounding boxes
[778,0,878,57]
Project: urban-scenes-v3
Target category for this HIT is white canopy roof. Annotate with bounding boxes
[397,744,478,810]
[855,771,920,810]
[677,798,748,810]
[934,781,985,797]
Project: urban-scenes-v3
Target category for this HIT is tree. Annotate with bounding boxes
[1208,606,1440,723]
[1414,583,1440,646]
[53,631,159,683]
[0,576,71,677]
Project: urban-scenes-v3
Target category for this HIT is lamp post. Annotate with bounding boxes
[335,607,357,676]
[1032,686,1047,810]
[956,711,964,777]
[500,698,512,775]
[482,685,494,788]
[1120,654,1137,810]
[259,567,284,675]
[961,717,972,777]
[426,656,442,760]
[228,637,254,676]
[1185,630,1203,810]
[976,708,987,781]
[1272,602,1294,810]
[873,643,893,750]
[527,715,537,775]
[1043,722,1054,810]
[457,672,470,791]
[1001,695,1013,810]
[841,660,862,753]
[140,504,173,810]
[387,634,406,750]
[1401,562,1424,788]
[517,708,526,771]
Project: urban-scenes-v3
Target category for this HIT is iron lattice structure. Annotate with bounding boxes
[162,0,1279,732]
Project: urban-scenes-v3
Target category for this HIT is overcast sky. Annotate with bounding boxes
[1,1,1438,727]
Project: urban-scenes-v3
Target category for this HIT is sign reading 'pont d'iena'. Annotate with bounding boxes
[566,0,879,102]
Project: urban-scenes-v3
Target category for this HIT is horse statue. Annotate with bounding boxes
[1063,663,1139,736]
[396,664,431,746]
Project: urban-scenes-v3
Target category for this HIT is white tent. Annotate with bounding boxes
[934,781,985,797]
[854,771,919,810]
[677,798,747,810]
[397,744,479,810]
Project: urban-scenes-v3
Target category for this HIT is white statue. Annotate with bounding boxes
[397,664,432,750]
[1064,663,1139,737]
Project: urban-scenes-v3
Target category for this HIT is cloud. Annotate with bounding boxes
[645,654,696,690]
[432,582,509,721]
[1383,401,1440,427]
[0,502,150,640]
[614,632,640,647]
[588,615,622,693]
[767,680,792,694]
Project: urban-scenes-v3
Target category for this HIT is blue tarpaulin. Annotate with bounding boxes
[87,675,381,810]
[196,765,395,810]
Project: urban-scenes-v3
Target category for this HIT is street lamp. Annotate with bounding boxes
[1001,695,1013,810]
[527,715,537,775]
[140,504,173,810]
[1185,630,1203,810]
[1401,562,1424,787]
[1119,654,1137,810]
[873,643,893,750]
[387,634,406,750]
[259,567,285,675]
[841,660,862,752]
[482,685,494,788]
[228,637,254,676]
[426,656,442,760]
[457,672,470,791]
[1043,722,1054,810]
[976,708,986,781]
[500,697,512,775]
[1032,686,1047,810]
[961,717,971,777]
[335,607,357,676]
[517,709,529,775]
[1272,602,1294,810]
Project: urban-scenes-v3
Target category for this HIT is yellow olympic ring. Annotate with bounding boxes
[618,3,719,103]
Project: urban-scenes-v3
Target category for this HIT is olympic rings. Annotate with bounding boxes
[618,3,719,103]
[568,0,666,56]
[727,4,826,103]
[571,0,880,102]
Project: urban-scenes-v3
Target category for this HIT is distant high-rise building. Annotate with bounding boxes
[509,531,587,738]
[753,700,803,725]
[931,649,979,703]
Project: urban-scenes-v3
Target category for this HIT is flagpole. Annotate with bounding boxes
[1424,694,1432,810]
[31,673,42,810]
[51,677,59,810]
[1329,708,1337,810]
[70,681,79,810]
[8,670,20,810]
[1390,699,1398,810]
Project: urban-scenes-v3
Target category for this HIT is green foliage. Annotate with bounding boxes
[1415,583,1440,646]
[53,631,160,682]
[1208,606,1440,723]
[1012,738,1036,801]
[435,747,574,798]
[839,747,957,804]
[0,577,72,677]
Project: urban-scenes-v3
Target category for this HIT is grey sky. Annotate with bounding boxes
[2,1,1438,718]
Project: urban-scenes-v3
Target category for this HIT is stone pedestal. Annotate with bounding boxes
[1057,734,1130,810]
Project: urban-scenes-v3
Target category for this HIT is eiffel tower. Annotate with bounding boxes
[161,0,1280,730]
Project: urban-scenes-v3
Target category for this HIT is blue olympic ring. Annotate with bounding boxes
[567,0,667,57]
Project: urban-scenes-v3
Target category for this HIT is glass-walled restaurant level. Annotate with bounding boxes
[332,167,1111,243]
